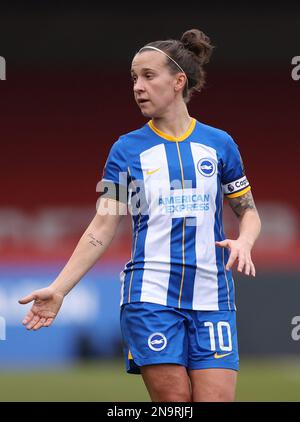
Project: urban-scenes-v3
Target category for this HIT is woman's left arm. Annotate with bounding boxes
[216,190,261,277]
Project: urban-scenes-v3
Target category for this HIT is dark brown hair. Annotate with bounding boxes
[140,29,214,103]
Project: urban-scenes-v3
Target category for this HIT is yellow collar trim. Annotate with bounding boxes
[148,118,196,142]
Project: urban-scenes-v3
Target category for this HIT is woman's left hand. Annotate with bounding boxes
[215,239,256,277]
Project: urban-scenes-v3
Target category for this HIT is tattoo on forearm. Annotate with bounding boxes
[87,233,104,247]
[228,191,256,217]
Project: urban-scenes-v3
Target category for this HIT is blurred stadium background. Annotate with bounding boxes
[0,2,300,401]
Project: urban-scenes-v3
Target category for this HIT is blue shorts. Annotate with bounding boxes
[120,302,239,374]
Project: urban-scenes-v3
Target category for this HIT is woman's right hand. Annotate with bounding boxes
[19,287,64,330]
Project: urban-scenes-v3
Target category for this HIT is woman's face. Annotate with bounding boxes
[131,51,182,118]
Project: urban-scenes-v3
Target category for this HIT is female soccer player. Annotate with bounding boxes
[19,28,261,402]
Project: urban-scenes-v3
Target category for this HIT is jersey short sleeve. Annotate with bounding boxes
[221,135,251,198]
[99,139,128,203]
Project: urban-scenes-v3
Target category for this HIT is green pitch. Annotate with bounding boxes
[0,357,300,402]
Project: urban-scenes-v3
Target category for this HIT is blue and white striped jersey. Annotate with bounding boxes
[101,118,251,311]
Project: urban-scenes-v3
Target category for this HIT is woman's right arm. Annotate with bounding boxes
[19,197,127,330]
[50,196,126,296]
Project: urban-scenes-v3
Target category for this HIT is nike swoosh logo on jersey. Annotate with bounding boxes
[146,168,161,175]
[214,352,232,359]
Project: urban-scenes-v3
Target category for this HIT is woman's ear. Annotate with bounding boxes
[174,73,187,92]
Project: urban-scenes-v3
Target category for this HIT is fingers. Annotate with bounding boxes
[24,314,40,330]
[44,318,54,327]
[24,315,54,330]
[250,260,256,277]
[244,259,251,276]
[238,249,255,276]
[244,258,255,276]
[225,250,238,271]
[22,310,34,326]
[32,318,46,331]
[237,255,245,273]
[24,316,54,331]
[19,294,36,305]
[220,239,256,277]
[215,240,230,248]
[238,254,256,277]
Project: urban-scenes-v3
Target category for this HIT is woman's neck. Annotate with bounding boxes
[151,103,192,139]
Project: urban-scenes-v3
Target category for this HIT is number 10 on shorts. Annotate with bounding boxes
[204,321,232,351]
